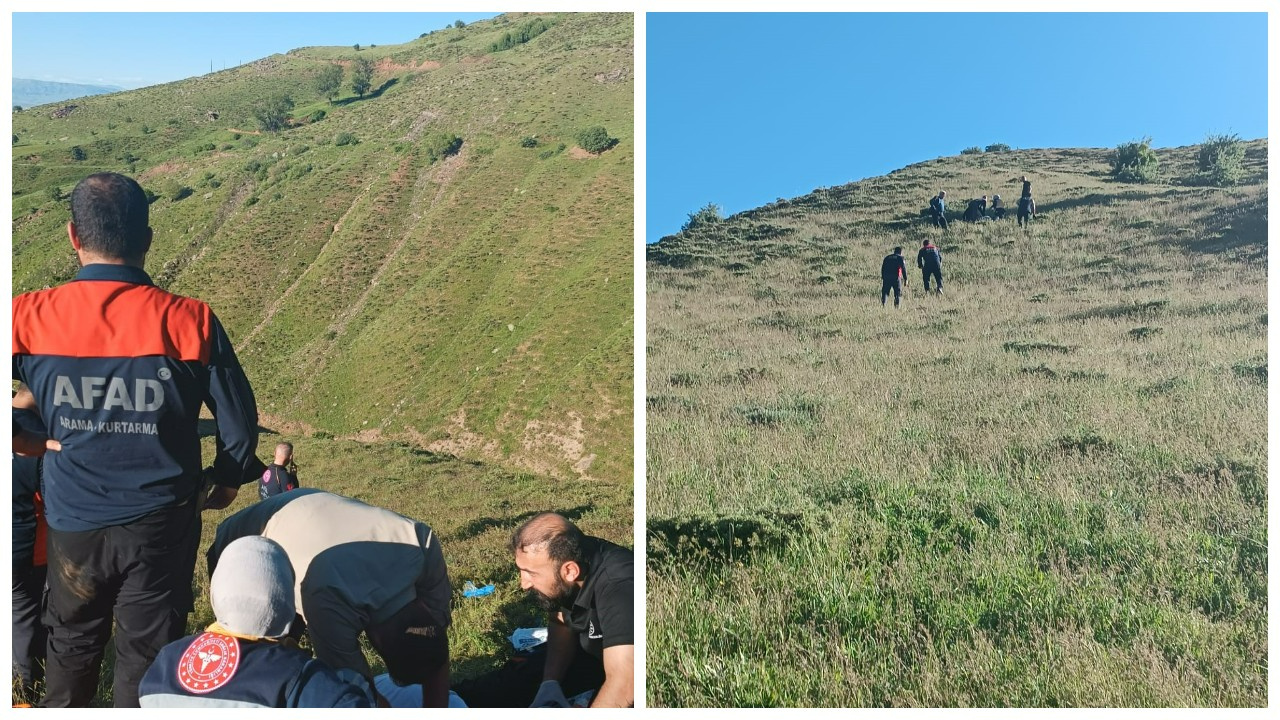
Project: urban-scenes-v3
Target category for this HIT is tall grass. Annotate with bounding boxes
[647,142,1267,706]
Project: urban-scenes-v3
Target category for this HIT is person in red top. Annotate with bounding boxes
[12,172,266,707]
[259,442,301,500]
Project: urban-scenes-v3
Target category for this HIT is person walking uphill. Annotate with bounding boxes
[881,246,908,307]
[917,238,943,294]
[928,190,949,229]
[11,172,267,708]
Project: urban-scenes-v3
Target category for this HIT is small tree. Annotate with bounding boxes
[315,64,343,104]
[575,125,616,154]
[70,145,87,161]
[985,143,1011,152]
[13,105,22,113]
[960,146,982,155]
[253,94,295,133]
[12,134,18,145]
[353,43,361,51]
[1196,132,1245,186]
[351,57,374,98]
[454,20,465,29]
[682,202,724,232]
[1112,137,1160,183]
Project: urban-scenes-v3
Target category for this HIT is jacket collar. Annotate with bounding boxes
[74,263,155,286]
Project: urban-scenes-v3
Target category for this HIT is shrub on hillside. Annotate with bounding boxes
[424,132,462,163]
[47,186,63,202]
[306,109,327,123]
[1196,133,1245,186]
[1112,137,1159,183]
[520,136,539,148]
[335,132,359,146]
[253,94,295,133]
[70,146,87,161]
[315,64,343,104]
[351,58,374,98]
[490,17,552,52]
[960,146,983,155]
[682,202,724,232]
[985,143,1011,152]
[576,126,617,154]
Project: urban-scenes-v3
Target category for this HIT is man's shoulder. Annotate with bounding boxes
[590,538,634,583]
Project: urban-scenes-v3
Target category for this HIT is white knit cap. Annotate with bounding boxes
[210,536,296,638]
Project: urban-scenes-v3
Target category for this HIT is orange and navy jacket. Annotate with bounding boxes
[12,264,265,532]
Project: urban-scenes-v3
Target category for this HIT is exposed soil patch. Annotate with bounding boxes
[138,160,190,182]
[568,147,594,160]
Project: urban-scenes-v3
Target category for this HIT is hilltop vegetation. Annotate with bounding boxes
[13,11,633,487]
[12,12,632,703]
[647,141,1266,706]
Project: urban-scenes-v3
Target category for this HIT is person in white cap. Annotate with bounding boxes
[138,536,372,708]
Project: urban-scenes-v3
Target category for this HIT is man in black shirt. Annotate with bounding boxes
[453,513,633,707]
[881,246,908,307]
[258,442,301,500]
[917,239,943,295]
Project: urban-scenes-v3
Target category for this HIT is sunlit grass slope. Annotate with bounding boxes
[646,141,1266,706]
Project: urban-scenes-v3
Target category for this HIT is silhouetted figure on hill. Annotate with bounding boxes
[990,194,1007,220]
[928,191,948,229]
[880,246,908,307]
[1021,175,1033,199]
[963,196,988,222]
[917,239,943,294]
[1018,194,1036,228]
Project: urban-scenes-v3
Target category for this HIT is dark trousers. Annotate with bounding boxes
[881,278,902,306]
[451,644,606,708]
[41,501,200,708]
[1018,211,1031,227]
[922,267,942,292]
[13,561,48,703]
[931,213,948,229]
[992,207,1006,220]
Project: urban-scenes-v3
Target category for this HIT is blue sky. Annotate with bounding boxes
[647,13,1268,243]
[12,12,500,90]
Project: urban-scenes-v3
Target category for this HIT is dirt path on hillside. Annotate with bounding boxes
[225,128,262,136]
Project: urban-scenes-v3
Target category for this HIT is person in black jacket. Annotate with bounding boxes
[12,403,48,706]
[963,196,988,222]
[259,442,301,500]
[990,194,1007,220]
[880,247,908,307]
[11,172,266,708]
[917,239,943,295]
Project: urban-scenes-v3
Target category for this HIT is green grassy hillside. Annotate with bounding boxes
[646,141,1266,706]
[13,11,633,487]
[11,12,632,705]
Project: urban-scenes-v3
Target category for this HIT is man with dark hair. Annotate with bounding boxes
[880,246,908,307]
[259,441,301,500]
[963,195,988,222]
[453,513,634,708]
[207,489,453,707]
[917,238,943,295]
[12,172,266,708]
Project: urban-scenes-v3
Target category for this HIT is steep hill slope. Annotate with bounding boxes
[647,141,1266,706]
[13,12,633,487]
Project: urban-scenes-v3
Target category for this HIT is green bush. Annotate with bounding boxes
[490,17,552,52]
[423,132,462,163]
[985,143,1011,152]
[335,132,358,146]
[682,202,724,232]
[575,126,616,154]
[520,136,539,148]
[351,58,374,98]
[70,146,87,161]
[253,94,295,133]
[47,186,64,202]
[315,64,343,104]
[305,109,326,123]
[1196,133,1245,186]
[960,146,983,155]
[1112,137,1160,183]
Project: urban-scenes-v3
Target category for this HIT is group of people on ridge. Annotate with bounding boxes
[928,176,1037,229]
[12,172,634,708]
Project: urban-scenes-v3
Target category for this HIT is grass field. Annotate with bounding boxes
[646,141,1267,706]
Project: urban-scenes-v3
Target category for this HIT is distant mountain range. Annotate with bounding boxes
[13,77,123,109]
